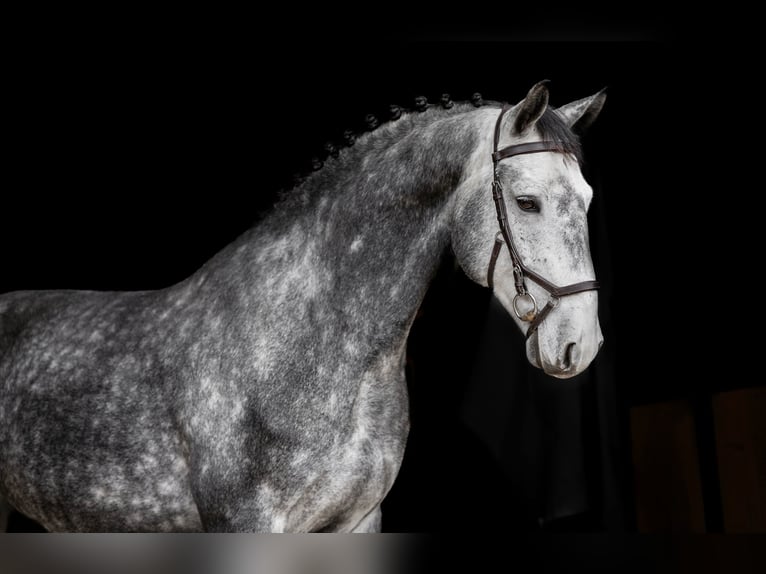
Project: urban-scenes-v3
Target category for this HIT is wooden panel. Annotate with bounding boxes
[630,400,706,532]
[713,387,766,532]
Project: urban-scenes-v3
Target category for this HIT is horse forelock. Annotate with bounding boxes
[537,107,582,162]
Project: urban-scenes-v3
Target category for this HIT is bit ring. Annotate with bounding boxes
[513,292,538,322]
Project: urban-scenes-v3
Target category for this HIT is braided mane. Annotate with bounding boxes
[281,92,580,203]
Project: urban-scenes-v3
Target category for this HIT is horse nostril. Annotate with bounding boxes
[563,342,576,370]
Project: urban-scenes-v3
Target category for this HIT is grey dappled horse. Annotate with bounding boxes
[0,81,605,532]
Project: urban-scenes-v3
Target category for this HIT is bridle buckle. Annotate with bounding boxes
[512,264,526,294]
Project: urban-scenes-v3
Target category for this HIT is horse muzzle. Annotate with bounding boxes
[526,323,603,379]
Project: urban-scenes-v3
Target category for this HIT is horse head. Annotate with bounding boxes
[453,81,606,378]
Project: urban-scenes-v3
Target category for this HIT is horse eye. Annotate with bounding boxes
[516,197,539,212]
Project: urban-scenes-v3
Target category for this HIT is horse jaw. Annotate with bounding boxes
[524,292,602,379]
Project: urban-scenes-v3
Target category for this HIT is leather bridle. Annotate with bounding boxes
[486,103,600,339]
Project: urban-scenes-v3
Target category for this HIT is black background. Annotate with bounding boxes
[3,7,749,546]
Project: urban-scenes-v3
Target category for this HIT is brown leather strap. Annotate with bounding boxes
[549,280,600,298]
[486,233,504,289]
[492,141,561,163]
[493,103,510,151]
[523,266,600,298]
[525,299,557,338]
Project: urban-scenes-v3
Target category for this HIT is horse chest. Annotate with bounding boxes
[267,369,410,531]
[330,372,409,486]
[286,417,405,531]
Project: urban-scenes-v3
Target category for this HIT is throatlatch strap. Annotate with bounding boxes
[486,234,504,289]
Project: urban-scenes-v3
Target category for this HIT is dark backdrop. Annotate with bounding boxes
[4,15,719,534]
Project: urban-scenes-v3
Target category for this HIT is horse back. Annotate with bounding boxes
[0,288,165,381]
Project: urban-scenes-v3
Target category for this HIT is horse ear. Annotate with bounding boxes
[556,88,607,133]
[513,80,550,134]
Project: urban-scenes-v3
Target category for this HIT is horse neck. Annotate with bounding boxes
[199,107,488,355]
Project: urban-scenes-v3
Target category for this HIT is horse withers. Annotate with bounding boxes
[0,81,605,532]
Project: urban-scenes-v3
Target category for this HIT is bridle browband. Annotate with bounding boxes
[487,103,600,339]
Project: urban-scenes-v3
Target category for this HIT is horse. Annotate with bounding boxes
[0,81,606,532]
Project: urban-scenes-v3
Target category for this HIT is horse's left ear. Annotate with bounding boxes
[556,88,607,133]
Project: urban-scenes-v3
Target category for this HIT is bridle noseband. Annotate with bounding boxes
[487,103,600,339]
